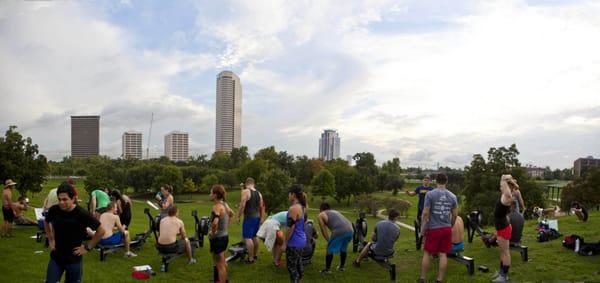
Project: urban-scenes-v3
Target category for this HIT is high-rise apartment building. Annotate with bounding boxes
[319,129,340,161]
[574,156,600,178]
[215,71,242,153]
[122,131,142,159]
[71,115,100,158]
[164,131,189,162]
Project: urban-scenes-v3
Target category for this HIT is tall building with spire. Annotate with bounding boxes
[319,129,340,161]
[215,71,242,153]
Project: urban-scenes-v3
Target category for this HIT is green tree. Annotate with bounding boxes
[183,178,197,199]
[210,151,232,170]
[254,146,278,167]
[200,174,219,193]
[560,168,600,212]
[381,158,402,175]
[310,169,336,202]
[230,146,250,168]
[0,126,48,196]
[292,156,324,186]
[152,165,184,193]
[237,158,268,183]
[259,168,294,214]
[353,152,378,194]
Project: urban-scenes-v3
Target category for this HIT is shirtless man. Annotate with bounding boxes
[88,202,136,257]
[157,206,196,264]
[2,179,16,237]
[13,196,37,225]
[450,216,464,254]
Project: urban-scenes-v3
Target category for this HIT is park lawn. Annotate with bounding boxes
[1,179,600,282]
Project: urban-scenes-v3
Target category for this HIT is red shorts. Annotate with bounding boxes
[424,227,452,254]
[496,224,512,240]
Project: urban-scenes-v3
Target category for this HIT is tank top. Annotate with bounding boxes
[244,190,261,218]
[511,191,521,214]
[209,201,229,238]
[287,205,306,248]
[494,199,511,231]
[324,210,353,237]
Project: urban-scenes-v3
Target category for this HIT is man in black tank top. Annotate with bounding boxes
[237,178,265,263]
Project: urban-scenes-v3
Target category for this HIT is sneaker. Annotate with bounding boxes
[188,258,197,265]
[320,269,332,275]
[491,274,509,283]
[352,260,360,268]
[124,251,137,257]
[336,266,345,272]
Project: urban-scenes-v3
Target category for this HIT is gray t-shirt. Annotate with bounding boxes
[324,210,353,237]
[372,220,400,256]
[423,188,458,230]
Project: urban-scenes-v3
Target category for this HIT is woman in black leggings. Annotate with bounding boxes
[492,174,518,283]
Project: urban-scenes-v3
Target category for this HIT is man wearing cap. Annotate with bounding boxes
[2,179,17,237]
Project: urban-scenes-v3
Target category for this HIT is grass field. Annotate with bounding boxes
[1,179,599,282]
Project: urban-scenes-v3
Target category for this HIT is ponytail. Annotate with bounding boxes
[300,192,308,209]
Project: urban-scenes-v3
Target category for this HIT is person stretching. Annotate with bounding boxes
[317,202,354,274]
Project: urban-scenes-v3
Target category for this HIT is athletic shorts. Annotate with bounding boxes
[100,231,124,246]
[496,224,512,240]
[157,240,186,254]
[209,236,229,254]
[2,207,14,223]
[327,232,353,254]
[450,241,465,254]
[243,217,260,239]
[424,227,452,254]
[368,243,393,260]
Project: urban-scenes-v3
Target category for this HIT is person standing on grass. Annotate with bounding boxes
[491,175,518,283]
[286,185,307,283]
[209,185,233,283]
[317,202,354,274]
[157,184,174,219]
[418,173,458,283]
[406,176,434,221]
[2,179,16,237]
[237,177,265,263]
[45,182,106,283]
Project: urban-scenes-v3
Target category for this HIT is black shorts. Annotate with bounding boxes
[157,240,186,254]
[210,236,229,254]
[2,207,14,223]
[96,207,107,214]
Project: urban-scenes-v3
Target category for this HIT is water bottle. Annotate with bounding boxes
[575,239,580,253]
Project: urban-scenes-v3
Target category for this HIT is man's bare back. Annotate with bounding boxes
[158,216,184,245]
[99,212,120,239]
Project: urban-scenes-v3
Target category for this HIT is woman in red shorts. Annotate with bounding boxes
[492,174,518,283]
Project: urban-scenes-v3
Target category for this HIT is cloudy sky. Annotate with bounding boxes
[1,0,599,169]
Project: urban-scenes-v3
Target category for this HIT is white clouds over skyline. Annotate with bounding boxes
[1,0,598,168]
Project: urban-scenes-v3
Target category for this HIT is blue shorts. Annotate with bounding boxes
[327,232,353,254]
[451,241,464,254]
[100,231,123,246]
[243,217,260,239]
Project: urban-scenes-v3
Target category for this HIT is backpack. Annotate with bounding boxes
[562,234,583,250]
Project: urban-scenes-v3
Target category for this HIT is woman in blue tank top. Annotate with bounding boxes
[286,184,307,283]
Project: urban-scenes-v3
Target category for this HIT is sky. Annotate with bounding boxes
[1,0,599,169]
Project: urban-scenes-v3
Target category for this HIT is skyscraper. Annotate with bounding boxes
[215,70,242,153]
[164,131,189,162]
[319,129,340,161]
[71,115,100,158]
[122,131,142,159]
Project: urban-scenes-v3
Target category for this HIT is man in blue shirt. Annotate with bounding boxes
[406,176,434,220]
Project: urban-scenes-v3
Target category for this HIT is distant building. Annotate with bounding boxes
[71,115,100,158]
[346,155,353,165]
[122,131,142,159]
[574,156,600,178]
[319,129,340,161]
[215,71,242,153]
[524,165,545,179]
[164,131,189,162]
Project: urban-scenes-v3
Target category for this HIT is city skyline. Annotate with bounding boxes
[2,1,599,168]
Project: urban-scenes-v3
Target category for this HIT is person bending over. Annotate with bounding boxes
[571,201,588,222]
[257,211,288,267]
[318,202,354,274]
[157,206,196,264]
[87,202,136,257]
[352,209,400,267]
